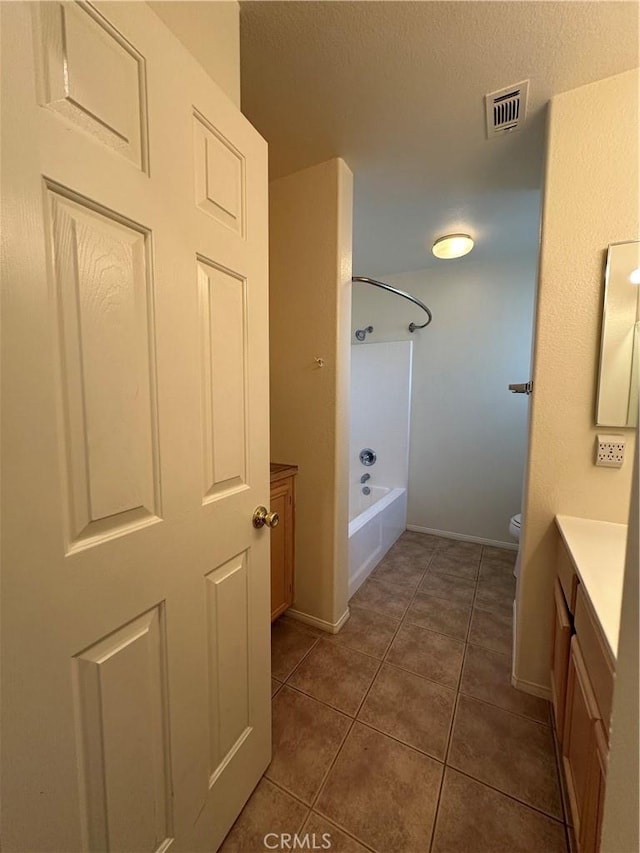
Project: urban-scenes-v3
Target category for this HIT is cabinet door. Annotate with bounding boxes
[562,636,600,842]
[270,478,294,621]
[579,720,608,853]
[551,578,572,742]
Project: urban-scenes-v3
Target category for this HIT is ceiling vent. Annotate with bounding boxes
[485,80,529,139]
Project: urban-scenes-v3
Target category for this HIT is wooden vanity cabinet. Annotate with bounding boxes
[554,533,614,853]
[580,721,608,853]
[551,578,572,741]
[563,636,601,846]
[270,464,297,622]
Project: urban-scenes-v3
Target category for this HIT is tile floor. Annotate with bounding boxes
[221,531,571,853]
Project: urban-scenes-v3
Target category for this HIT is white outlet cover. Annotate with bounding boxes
[596,433,626,468]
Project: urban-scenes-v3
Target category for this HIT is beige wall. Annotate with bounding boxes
[148,1,240,106]
[515,69,640,691]
[270,159,353,628]
[352,256,536,545]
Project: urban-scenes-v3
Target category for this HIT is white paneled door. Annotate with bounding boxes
[1,3,271,851]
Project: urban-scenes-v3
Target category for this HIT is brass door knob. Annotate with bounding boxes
[252,506,280,529]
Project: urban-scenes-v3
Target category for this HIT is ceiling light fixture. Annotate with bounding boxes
[432,234,474,260]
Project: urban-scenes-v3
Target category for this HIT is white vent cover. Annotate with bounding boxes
[485,80,529,138]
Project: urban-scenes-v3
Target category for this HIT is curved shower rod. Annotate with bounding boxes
[351,276,433,332]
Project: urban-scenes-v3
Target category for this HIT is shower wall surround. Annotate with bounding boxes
[350,341,412,510]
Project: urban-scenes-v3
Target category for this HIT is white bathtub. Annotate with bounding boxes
[348,486,407,598]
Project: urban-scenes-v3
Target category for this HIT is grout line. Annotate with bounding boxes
[451,690,555,731]
[304,810,379,853]
[428,544,484,853]
[352,716,448,764]
[444,765,567,825]
[456,684,551,727]
[310,804,379,853]
[308,713,357,812]
[265,775,320,810]
[278,636,321,685]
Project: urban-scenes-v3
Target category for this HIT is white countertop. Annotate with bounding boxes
[556,514,628,660]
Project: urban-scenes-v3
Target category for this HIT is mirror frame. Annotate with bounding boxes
[596,240,640,428]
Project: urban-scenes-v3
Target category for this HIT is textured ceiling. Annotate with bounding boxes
[240,1,640,276]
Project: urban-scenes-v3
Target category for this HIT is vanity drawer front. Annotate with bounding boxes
[556,537,579,615]
[574,586,614,732]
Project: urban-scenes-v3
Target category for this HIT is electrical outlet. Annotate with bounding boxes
[595,434,626,468]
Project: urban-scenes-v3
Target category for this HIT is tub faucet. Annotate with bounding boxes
[360,473,371,484]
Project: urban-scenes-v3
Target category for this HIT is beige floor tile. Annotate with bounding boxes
[220,778,309,852]
[386,622,465,688]
[271,619,319,680]
[288,639,379,716]
[399,530,449,549]
[469,607,513,655]
[418,569,475,604]
[302,813,370,852]
[326,606,400,659]
[387,535,437,560]
[431,768,567,853]
[460,644,550,723]
[278,614,325,636]
[478,563,517,591]
[482,546,517,567]
[430,549,480,581]
[448,695,562,818]
[371,556,427,590]
[404,592,471,640]
[316,722,443,853]
[474,581,514,618]
[358,663,455,759]
[349,577,413,620]
[267,687,351,804]
[439,539,483,559]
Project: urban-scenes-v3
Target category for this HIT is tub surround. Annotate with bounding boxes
[555,516,627,660]
[349,341,412,594]
[348,488,407,597]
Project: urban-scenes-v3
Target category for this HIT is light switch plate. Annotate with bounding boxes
[595,434,626,468]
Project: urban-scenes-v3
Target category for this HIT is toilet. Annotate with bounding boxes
[509,513,522,578]
[509,513,522,541]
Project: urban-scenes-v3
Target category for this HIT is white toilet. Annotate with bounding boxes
[509,513,522,541]
[509,513,522,578]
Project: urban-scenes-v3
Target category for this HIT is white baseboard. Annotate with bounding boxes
[286,607,350,635]
[511,674,552,701]
[406,524,518,551]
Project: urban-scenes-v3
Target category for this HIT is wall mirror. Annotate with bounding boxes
[596,240,640,427]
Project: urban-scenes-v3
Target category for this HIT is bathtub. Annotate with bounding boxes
[348,486,407,598]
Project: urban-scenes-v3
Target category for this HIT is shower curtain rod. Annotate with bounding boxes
[351,276,433,332]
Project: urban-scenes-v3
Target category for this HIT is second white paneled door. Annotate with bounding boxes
[1,2,270,851]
